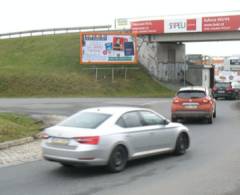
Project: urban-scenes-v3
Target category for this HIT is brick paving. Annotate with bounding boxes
[0,140,42,168]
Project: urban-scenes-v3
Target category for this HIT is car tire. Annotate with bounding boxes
[208,114,213,124]
[174,133,188,155]
[213,107,216,118]
[107,145,128,173]
[60,162,74,167]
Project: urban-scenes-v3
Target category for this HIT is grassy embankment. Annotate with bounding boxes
[0,33,174,97]
[0,113,42,142]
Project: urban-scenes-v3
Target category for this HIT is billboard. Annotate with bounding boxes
[164,18,202,33]
[130,15,240,34]
[131,20,164,34]
[202,15,240,32]
[115,18,130,29]
[215,70,240,82]
[131,18,202,34]
[80,32,138,64]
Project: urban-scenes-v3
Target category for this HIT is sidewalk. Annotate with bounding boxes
[0,140,42,168]
[0,114,65,168]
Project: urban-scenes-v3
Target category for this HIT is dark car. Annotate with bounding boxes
[213,82,238,100]
[232,81,240,99]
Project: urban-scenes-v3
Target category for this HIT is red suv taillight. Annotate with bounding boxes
[202,98,210,104]
[75,136,100,145]
[226,85,234,92]
[172,98,180,104]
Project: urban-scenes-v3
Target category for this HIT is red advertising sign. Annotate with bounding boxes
[202,15,240,32]
[187,19,197,31]
[130,15,240,35]
[131,20,164,34]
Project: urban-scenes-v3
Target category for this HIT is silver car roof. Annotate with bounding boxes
[81,106,151,115]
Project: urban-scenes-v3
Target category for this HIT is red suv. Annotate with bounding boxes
[171,86,216,124]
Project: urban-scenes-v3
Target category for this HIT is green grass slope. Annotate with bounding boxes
[0,113,42,142]
[0,34,174,97]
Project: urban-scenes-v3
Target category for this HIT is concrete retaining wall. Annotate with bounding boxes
[138,39,185,82]
[186,66,203,86]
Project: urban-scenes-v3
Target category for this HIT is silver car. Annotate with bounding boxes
[41,107,190,172]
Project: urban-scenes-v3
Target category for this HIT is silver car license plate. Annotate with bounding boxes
[51,138,69,145]
[218,91,225,93]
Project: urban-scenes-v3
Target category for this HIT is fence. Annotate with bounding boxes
[0,25,112,39]
[82,67,140,81]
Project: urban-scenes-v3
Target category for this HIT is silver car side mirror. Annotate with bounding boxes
[162,119,169,125]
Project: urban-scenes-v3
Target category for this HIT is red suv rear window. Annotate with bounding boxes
[177,90,206,99]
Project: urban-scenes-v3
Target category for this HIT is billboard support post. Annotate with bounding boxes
[95,68,98,81]
[125,68,127,80]
[112,68,114,82]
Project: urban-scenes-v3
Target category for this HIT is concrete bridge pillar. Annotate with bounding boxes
[138,38,185,83]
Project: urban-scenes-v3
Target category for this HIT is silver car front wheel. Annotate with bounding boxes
[174,133,189,155]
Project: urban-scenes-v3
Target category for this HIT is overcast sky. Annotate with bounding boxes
[1,0,240,56]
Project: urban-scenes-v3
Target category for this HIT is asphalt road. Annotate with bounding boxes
[0,98,169,116]
[0,98,240,195]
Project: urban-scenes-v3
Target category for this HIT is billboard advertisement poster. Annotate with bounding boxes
[80,32,138,64]
[202,15,240,32]
[115,18,130,29]
[124,42,134,56]
[164,18,202,33]
[130,14,240,34]
[131,20,164,34]
[215,70,240,82]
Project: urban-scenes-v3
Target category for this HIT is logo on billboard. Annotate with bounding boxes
[187,19,197,30]
[165,18,198,33]
[169,22,186,30]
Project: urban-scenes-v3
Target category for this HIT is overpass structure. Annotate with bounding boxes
[148,31,240,42]
[116,12,240,87]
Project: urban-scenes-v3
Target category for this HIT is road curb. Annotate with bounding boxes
[0,136,37,150]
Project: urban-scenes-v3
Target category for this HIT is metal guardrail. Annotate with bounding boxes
[0,25,112,39]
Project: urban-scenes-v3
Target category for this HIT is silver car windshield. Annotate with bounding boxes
[59,112,111,129]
